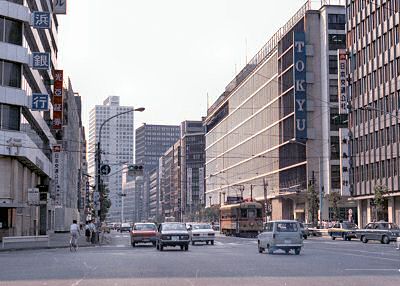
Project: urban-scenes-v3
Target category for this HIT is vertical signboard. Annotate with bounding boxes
[85,180,90,208]
[186,168,192,205]
[338,49,348,114]
[293,32,307,142]
[52,70,63,130]
[32,12,51,29]
[32,52,50,70]
[28,188,40,206]
[198,167,205,204]
[31,93,49,111]
[52,145,63,206]
[53,0,67,14]
[339,128,350,196]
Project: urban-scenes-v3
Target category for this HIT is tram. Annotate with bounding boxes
[220,201,263,237]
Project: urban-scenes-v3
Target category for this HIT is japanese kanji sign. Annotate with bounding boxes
[52,70,63,130]
[32,11,51,29]
[31,93,49,111]
[32,52,50,70]
[338,49,348,114]
[52,145,63,206]
[53,0,67,14]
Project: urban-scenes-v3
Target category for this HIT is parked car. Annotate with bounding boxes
[328,222,358,241]
[131,223,157,247]
[156,222,190,251]
[299,223,309,239]
[119,223,131,233]
[257,220,303,255]
[356,221,400,244]
[188,223,215,245]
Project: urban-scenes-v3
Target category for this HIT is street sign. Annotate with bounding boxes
[100,164,111,175]
[32,11,51,29]
[54,0,67,15]
[27,188,40,205]
[32,52,50,70]
[31,93,49,111]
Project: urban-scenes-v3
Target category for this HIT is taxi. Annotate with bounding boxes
[328,222,358,241]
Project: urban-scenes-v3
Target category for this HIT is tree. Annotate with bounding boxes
[307,183,319,226]
[328,191,341,221]
[373,185,388,221]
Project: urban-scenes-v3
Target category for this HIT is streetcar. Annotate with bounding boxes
[220,201,263,237]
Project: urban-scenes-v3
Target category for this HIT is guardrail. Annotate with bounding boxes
[2,235,49,249]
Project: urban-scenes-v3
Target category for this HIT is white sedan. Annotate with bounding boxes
[188,223,215,245]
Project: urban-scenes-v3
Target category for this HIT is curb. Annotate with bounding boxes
[0,244,96,253]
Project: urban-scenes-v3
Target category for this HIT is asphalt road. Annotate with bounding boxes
[0,231,399,286]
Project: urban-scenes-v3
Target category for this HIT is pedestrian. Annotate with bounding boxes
[89,220,97,244]
[85,221,91,243]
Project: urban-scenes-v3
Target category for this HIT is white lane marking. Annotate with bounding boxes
[71,279,83,286]
[344,269,400,272]
[314,248,400,262]
[115,235,121,238]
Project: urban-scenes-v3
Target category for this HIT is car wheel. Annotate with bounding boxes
[285,249,290,254]
[382,235,390,244]
[131,241,135,247]
[185,245,189,251]
[258,241,264,253]
[347,237,352,241]
[267,245,273,254]
[303,235,307,240]
[180,245,184,250]
[295,248,301,255]
[361,236,368,243]
[159,244,163,251]
[156,242,159,250]
[206,241,209,245]
[211,240,214,245]
[192,241,195,246]
[342,234,347,241]
[331,235,336,240]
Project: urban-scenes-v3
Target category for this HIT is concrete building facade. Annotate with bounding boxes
[204,1,354,223]
[88,96,134,222]
[134,124,180,222]
[0,0,61,239]
[347,0,400,226]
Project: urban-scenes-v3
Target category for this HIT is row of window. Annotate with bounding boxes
[328,34,346,50]
[328,14,346,30]
[352,59,400,98]
[349,28,400,74]
[0,60,21,88]
[353,125,400,154]
[353,91,400,125]
[0,103,20,131]
[0,16,23,46]
[354,158,399,183]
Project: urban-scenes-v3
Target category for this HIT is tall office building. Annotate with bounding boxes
[0,0,63,238]
[134,124,180,221]
[88,96,134,222]
[347,0,400,225]
[204,1,354,222]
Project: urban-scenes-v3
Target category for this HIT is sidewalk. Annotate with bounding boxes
[0,232,97,252]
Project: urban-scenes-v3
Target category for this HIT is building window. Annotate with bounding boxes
[0,60,21,88]
[328,14,346,30]
[331,136,340,160]
[328,34,346,50]
[5,0,24,4]
[329,55,338,74]
[0,104,20,131]
[0,16,23,46]
[331,165,341,189]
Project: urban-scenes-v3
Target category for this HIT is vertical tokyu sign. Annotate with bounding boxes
[293,32,307,142]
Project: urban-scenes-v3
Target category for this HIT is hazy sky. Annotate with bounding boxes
[57,0,306,131]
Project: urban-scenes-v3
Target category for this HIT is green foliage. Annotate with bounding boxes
[328,192,341,221]
[373,185,388,221]
[307,184,319,226]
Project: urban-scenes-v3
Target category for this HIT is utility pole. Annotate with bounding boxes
[250,184,253,201]
[263,178,269,222]
[319,156,324,222]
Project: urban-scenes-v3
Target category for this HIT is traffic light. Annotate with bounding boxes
[127,165,144,176]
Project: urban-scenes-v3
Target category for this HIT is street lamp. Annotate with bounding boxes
[96,107,145,221]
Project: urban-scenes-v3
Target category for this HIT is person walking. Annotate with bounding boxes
[69,220,80,251]
[85,221,91,243]
[89,220,97,244]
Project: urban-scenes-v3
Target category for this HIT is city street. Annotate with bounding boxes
[0,231,399,286]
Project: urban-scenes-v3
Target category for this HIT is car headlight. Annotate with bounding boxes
[161,235,171,240]
[180,235,189,240]
[208,233,215,236]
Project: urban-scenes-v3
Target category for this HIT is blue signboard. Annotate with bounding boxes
[293,32,307,142]
[31,93,49,111]
[32,52,50,70]
[32,11,51,29]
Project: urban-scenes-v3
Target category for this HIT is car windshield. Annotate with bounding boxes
[342,222,357,229]
[276,222,298,232]
[163,224,186,231]
[192,224,212,230]
[121,223,130,228]
[134,224,156,231]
